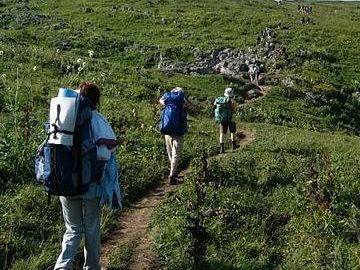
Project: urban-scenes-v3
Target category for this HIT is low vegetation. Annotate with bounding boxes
[0,0,360,269]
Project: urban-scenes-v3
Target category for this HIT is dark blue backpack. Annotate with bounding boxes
[159,91,187,136]
[35,96,98,203]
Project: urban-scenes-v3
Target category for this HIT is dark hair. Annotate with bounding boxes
[79,82,100,109]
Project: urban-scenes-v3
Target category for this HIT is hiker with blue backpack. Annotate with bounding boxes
[214,87,240,153]
[35,82,121,270]
[159,87,195,185]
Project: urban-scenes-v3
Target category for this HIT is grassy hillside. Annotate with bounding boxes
[1,0,360,269]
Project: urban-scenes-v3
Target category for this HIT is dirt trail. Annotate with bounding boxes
[100,179,175,269]
[101,86,268,270]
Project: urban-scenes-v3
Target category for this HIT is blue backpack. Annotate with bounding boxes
[159,91,187,136]
[34,96,99,204]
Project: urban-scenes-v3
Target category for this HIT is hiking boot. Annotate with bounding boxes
[220,143,225,154]
[169,176,177,185]
[232,141,240,150]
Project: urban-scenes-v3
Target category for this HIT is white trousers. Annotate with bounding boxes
[165,135,184,177]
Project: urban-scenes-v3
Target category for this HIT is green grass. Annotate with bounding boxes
[1,0,360,269]
[151,123,360,269]
[106,240,138,270]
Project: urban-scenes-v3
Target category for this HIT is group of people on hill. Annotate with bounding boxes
[298,5,313,14]
[42,82,240,269]
[298,5,313,25]
[158,86,240,184]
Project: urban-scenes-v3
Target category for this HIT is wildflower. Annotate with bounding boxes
[77,58,82,64]
[33,66,37,71]
[100,72,105,77]
[78,66,83,72]
[1,74,6,79]
[56,49,60,54]
[0,51,3,56]
[67,65,71,70]
[82,61,86,67]
[88,50,94,57]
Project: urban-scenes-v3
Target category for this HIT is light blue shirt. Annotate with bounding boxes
[81,153,122,210]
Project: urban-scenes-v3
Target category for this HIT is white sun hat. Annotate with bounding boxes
[224,87,234,97]
[171,86,184,93]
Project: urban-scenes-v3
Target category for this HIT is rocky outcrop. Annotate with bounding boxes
[158,26,288,80]
[158,47,264,78]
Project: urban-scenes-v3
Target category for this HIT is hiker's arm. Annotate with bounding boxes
[159,97,165,106]
[184,96,196,113]
[230,100,238,112]
[213,100,217,111]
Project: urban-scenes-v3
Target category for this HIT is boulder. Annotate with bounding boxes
[247,88,263,99]
[281,77,295,88]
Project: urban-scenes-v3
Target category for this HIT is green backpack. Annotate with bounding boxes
[214,96,232,123]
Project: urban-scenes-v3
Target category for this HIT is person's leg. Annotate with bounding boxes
[219,123,227,153]
[165,135,173,163]
[230,132,235,142]
[166,135,176,184]
[54,196,83,270]
[169,135,184,180]
[229,122,239,150]
[83,197,101,270]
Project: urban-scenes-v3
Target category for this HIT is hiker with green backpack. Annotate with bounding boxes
[214,87,240,153]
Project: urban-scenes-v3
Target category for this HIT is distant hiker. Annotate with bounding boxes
[248,63,260,83]
[159,87,195,185]
[50,82,121,270]
[214,88,240,153]
[265,27,273,40]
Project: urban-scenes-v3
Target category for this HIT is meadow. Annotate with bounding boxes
[1,0,360,269]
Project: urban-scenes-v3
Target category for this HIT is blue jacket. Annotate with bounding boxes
[81,152,122,210]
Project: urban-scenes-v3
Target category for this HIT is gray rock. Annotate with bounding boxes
[57,41,72,50]
[82,7,93,13]
[122,5,136,11]
[247,89,263,99]
[51,22,68,30]
[306,91,328,105]
[281,77,295,88]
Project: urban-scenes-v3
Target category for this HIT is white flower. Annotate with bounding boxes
[56,49,60,54]
[33,66,37,71]
[100,72,105,77]
[1,74,6,79]
[77,58,82,64]
[67,65,71,70]
[88,50,94,57]
[82,61,86,67]
[78,66,83,72]
[0,51,3,56]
